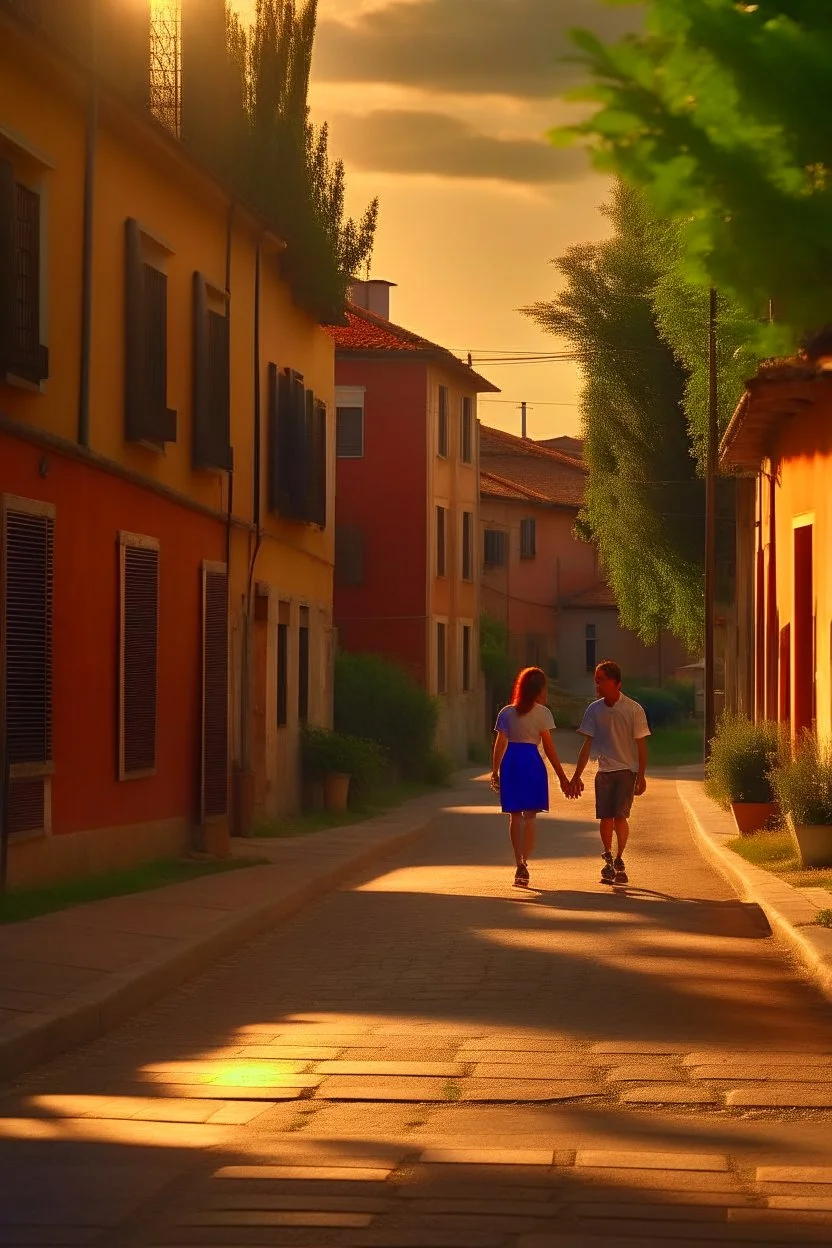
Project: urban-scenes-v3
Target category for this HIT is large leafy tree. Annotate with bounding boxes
[523,183,705,649]
[563,0,832,351]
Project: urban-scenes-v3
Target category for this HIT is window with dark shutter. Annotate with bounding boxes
[520,517,536,559]
[460,398,473,464]
[276,601,289,727]
[124,219,176,444]
[436,621,447,694]
[462,511,473,581]
[192,273,232,471]
[298,607,309,724]
[119,534,159,779]
[436,506,446,577]
[201,564,228,821]
[304,391,327,528]
[585,623,597,673]
[268,366,327,525]
[0,163,48,384]
[437,386,448,457]
[484,529,507,567]
[336,406,363,457]
[2,500,54,836]
[335,525,364,587]
[462,625,472,692]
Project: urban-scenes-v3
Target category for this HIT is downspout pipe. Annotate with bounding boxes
[78,0,98,448]
[239,239,262,790]
[224,203,234,580]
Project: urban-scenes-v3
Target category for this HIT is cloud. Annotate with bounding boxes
[315,0,642,99]
[327,109,591,184]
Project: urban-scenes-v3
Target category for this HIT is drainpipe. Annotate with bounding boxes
[223,203,234,578]
[78,0,99,447]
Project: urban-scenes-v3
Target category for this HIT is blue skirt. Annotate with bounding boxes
[500,742,549,814]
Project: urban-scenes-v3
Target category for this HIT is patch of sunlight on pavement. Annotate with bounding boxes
[354,865,500,892]
[0,1116,228,1145]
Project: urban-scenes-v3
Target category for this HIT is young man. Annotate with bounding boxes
[571,660,650,885]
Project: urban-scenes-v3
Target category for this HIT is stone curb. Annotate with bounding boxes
[678,780,832,1005]
[0,776,483,1082]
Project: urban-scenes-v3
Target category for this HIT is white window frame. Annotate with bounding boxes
[335,385,366,458]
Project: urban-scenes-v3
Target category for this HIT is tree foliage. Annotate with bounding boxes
[562,0,832,350]
[220,1,378,321]
[522,183,704,650]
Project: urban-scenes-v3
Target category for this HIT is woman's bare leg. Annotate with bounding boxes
[509,813,524,865]
[522,813,537,863]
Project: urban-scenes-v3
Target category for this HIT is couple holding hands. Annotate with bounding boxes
[491,662,650,888]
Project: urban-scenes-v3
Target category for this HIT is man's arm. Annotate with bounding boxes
[635,737,647,795]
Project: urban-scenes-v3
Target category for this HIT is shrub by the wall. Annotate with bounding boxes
[300,726,388,806]
[627,685,685,729]
[704,714,780,807]
[335,652,439,780]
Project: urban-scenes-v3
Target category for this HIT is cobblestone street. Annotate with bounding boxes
[3,768,832,1246]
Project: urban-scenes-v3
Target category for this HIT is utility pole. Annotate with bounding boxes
[520,401,527,439]
[704,288,718,757]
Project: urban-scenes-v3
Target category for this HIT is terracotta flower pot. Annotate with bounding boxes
[323,772,351,813]
[731,801,777,836]
[787,815,832,869]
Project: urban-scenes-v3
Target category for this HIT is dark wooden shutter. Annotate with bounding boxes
[0,161,15,376]
[436,506,446,576]
[7,777,45,837]
[120,541,159,777]
[201,566,228,821]
[4,509,53,766]
[276,612,288,727]
[336,406,363,457]
[462,512,473,580]
[192,272,232,471]
[314,400,327,527]
[298,611,309,724]
[124,219,176,444]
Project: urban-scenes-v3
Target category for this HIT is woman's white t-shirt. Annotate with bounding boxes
[495,703,555,744]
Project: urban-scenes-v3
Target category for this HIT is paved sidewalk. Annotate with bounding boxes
[0,778,476,1081]
[3,765,832,1246]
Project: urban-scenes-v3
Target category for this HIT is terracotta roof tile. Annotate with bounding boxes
[480,424,587,508]
[560,581,619,610]
[480,470,552,504]
[326,304,499,393]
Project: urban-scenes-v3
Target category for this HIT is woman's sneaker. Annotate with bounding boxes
[514,863,529,887]
[613,857,628,884]
[600,852,616,885]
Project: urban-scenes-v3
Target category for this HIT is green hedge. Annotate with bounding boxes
[300,727,389,805]
[705,714,780,806]
[335,652,439,780]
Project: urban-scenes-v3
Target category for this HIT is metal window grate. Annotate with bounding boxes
[483,529,507,567]
[201,568,228,820]
[5,509,53,766]
[121,543,159,776]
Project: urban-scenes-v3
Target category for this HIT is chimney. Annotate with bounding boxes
[349,279,396,320]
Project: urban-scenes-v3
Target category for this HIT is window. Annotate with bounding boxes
[277,601,289,727]
[460,397,473,463]
[335,525,364,587]
[585,623,597,673]
[267,366,327,526]
[436,506,446,577]
[336,406,364,457]
[124,219,177,444]
[192,272,232,471]
[436,621,447,694]
[520,517,536,559]
[462,511,473,581]
[298,606,309,724]
[462,624,472,692]
[1,496,54,836]
[200,563,228,821]
[0,161,49,384]
[118,532,159,779]
[437,386,448,457]
[483,529,507,568]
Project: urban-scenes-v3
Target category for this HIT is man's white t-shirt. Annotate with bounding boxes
[578,693,650,772]
[495,703,555,744]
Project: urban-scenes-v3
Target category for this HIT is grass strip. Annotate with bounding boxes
[1,854,265,925]
[253,782,437,838]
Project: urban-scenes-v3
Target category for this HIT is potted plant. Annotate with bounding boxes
[772,732,832,868]
[300,727,388,813]
[705,714,780,835]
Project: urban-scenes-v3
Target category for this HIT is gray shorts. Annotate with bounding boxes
[595,769,636,820]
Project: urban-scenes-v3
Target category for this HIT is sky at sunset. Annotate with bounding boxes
[230,0,642,440]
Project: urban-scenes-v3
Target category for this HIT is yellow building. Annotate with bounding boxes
[0,1,334,885]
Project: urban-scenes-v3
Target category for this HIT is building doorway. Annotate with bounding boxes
[793,522,814,736]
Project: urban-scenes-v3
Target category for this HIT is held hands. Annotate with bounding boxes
[634,773,647,797]
[559,774,584,800]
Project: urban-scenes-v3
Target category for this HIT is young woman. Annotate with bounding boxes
[491,666,573,887]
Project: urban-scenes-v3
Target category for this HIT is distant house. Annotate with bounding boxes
[536,435,584,461]
[327,282,498,762]
[480,425,692,698]
[720,355,832,740]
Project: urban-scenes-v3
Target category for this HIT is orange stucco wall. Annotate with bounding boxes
[759,399,832,742]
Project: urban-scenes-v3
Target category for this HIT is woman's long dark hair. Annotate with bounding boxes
[511,666,547,716]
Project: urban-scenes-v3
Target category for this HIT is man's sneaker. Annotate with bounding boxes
[600,852,616,885]
[514,862,529,887]
[613,857,628,885]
